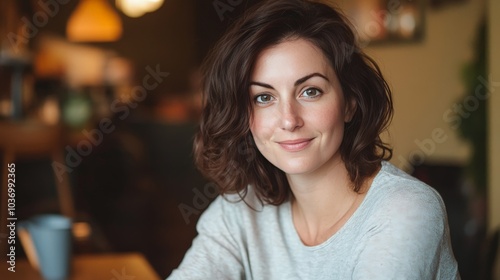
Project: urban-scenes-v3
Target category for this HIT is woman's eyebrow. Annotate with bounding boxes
[294,73,329,86]
[250,72,329,90]
[249,81,274,89]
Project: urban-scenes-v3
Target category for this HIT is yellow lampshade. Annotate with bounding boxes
[67,0,122,42]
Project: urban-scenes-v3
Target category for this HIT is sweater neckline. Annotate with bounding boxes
[284,161,389,250]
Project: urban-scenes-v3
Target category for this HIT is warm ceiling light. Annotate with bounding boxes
[67,0,123,42]
[116,0,164,18]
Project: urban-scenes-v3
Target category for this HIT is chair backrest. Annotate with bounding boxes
[0,121,63,157]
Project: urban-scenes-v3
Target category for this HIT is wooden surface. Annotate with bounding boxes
[0,252,161,280]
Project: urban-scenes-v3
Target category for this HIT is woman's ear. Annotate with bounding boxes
[344,98,357,123]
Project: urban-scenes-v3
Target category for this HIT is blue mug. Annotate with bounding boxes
[18,214,72,280]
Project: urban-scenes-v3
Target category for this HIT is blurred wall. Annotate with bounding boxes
[362,0,485,171]
[488,0,500,232]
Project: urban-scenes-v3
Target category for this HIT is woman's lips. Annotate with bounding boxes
[277,138,314,152]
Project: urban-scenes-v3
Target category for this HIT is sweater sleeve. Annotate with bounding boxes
[167,196,244,280]
[351,186,460,280]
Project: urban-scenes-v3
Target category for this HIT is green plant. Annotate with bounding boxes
[458,19,488,194]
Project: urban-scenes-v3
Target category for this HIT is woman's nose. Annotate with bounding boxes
[279,101,303,131]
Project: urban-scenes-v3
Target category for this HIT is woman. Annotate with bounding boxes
[168,0,459,279]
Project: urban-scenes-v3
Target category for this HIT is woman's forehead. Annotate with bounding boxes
[250,38,335,83]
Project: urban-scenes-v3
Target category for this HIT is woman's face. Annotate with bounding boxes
[249,38,354,176]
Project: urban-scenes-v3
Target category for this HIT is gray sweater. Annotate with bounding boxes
[168,162,460,279]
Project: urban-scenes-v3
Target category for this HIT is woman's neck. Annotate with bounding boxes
[288,160,371,246]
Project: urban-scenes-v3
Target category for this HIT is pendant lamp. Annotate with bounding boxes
[116,0,164,18]
[67,0,122,42]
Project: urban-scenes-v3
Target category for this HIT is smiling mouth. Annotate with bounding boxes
[277,138,314,152]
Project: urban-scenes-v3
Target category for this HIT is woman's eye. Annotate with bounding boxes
[255,94,274,104]
[301,88,322,98]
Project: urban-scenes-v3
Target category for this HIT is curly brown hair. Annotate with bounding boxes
[194,0,393,205]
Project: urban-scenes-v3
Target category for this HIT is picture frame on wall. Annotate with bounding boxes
[341,0,425,45]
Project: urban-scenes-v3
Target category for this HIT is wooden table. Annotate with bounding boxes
[0,253,161,279]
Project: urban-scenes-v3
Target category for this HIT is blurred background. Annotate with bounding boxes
[0,0,498,279]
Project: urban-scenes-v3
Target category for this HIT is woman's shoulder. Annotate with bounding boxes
[198,186,282,231]
[208,186,270,213]
[364,161,448,223]
[373,161,444,202]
